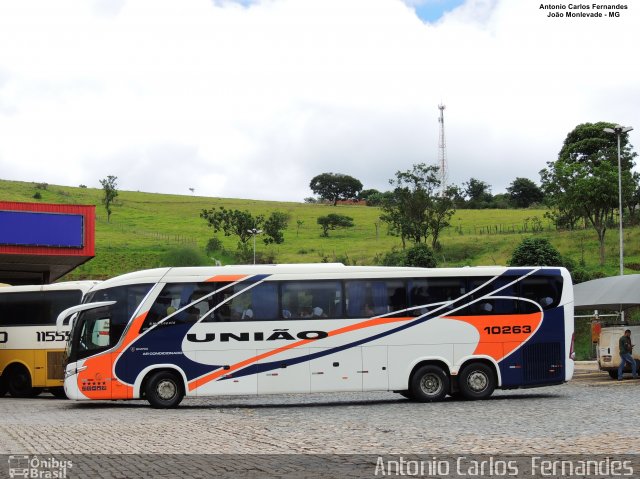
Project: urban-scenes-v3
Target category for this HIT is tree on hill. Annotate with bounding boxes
[380,163,456,249]
[540,122,637,265]
[309,173,363,206]
[358,189,381,203]
[463,178,493,209]
[262,211,290,245]
[507,177,544,208]
[200,207,290,259]
[99,175,118,223]
[317,213,354,237]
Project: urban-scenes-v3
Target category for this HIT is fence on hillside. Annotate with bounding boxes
[95,216,199,246]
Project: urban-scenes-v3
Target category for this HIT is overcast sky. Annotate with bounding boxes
[0,0,638,202]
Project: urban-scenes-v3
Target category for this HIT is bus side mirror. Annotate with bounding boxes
[56,301,117,332]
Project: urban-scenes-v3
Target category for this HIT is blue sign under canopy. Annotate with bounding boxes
[0,210,84,248]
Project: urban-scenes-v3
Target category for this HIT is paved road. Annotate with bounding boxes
[1,368,639,456]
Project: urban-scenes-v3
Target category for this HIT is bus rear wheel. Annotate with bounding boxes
[7,364,40,398]
[145,371,184,409]
[458,362,496,400]
[410,365,449,402]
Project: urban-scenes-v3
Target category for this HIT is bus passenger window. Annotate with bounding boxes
[281,281,342,320]
[140,283,216,332]
[520,276,563,311]
[204,282,278,322]
[346,280,406,318]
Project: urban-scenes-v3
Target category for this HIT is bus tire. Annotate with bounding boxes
[409,365,449,402]
[6,364,37,398]
[458,362,496,400]
[145,371,184,409]
[50,387,68,399]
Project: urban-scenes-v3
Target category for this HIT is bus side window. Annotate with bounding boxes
[281,281,342,320]
[140,283,208,332]
[346,280,406,318]
[458,278,518,316]
[204,283,278,322]
[520,276,562,311]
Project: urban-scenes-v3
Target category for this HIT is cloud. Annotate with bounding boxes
[0,0,638,202]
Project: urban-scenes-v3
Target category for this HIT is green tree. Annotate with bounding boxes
[309,173,363,206]
[262,212,290,245]
[428,186,457,251]
[200,207,289,250]
[317,213,354,237]
[99,175,118,223]
[508,237,562,266]
[463,178,493,209]
[540,122,637,265]
[380,164,455,249]
[507,177,544,208]
[358,189,381,203]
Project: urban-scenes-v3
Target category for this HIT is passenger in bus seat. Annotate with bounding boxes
[312,306,326,318]
[539,297,553,308]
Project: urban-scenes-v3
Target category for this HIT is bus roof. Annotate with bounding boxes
[87,264,567,291]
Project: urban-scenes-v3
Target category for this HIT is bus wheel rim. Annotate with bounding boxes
[420,374,442,396]
[157,380,177,400]
[467,371,488,392]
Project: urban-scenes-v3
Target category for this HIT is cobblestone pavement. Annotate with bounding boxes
[1,369,639,456]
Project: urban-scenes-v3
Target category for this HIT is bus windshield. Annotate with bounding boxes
[67,284,152,362]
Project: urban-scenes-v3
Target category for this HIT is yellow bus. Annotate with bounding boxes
[0,281,97,398]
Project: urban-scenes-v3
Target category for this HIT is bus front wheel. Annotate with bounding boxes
[145,371,184,409]
[410,365,449,402]
[458,362,496,400]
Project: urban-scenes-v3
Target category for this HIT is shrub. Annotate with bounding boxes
[205,237,224,255]
[376,244,437,268]
[377,248,406,266]
[508,237,562,266]
[405,244,437,268]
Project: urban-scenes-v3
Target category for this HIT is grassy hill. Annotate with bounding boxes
[4,177,640,360]
[2,178,636,281]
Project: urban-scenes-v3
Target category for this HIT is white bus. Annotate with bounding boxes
[0,281,98,398]
[58,264,574,408]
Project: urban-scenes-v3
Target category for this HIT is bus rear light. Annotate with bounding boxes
[569,333,576,360]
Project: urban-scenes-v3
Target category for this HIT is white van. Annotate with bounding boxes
[597,325,640,378]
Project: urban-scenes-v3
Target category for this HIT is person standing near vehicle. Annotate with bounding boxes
[618,329,638,380]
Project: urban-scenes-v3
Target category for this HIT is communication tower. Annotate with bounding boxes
[438,104,447,195]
